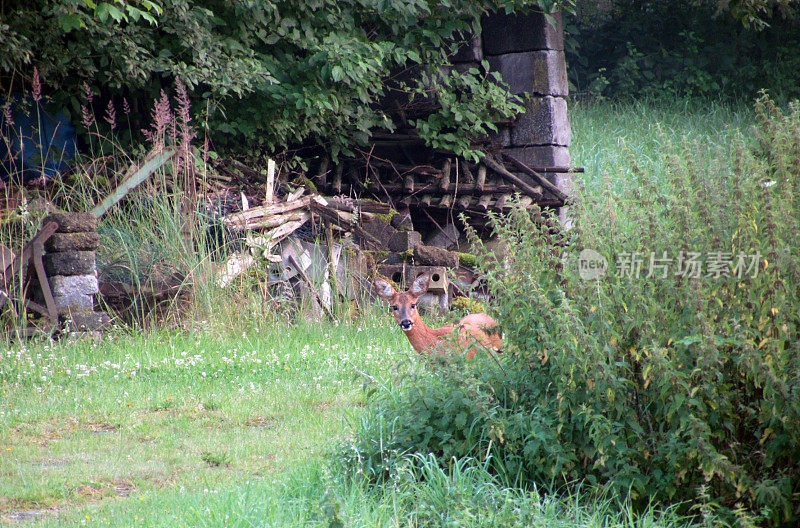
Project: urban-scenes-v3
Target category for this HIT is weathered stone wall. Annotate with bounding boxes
[452,10,573,213]
[42,212,100,314]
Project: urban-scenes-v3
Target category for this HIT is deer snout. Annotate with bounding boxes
[400,319,413,331]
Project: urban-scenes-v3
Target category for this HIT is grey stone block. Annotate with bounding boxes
[388,231,422,252]
[426,223,459,250]
[551,171,574,197]
[510,96,571,147]
[44,251,96,276]
[502,146,571,169]
[54,292,94,314]
[488,125,511,148]
[61,311,112,332]
[450,32,483,63]
[45,232,101,252]
[50,274,99,296]
[413,245,459,268]
[42,212,97,233]
[482,10,563,54]
[487,50,568,96]
[361,216,397,249]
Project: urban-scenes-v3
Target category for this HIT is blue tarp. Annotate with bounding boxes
[0,98,77,182]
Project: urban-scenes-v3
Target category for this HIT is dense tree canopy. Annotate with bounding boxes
[567,0,800,99]
[1,0,799,159]
[1,0,541,158]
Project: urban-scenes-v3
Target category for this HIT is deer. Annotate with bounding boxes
[373,273,502,358]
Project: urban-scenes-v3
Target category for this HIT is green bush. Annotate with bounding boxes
[567,0,800,100]
[340,94,800,525]
[1,0,543,160]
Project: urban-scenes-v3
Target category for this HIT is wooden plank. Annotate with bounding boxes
[315,156,330,186]
[309,201,382,248]
[363,183,519,195]
[440,158,451,191]
[333,164,343,194]
[528,166,585,173]
[404,174,415,193]
[476,164,486,193]
[229,211,309,232]
[92,148,175,218]
[265,158,276,203]
[461,160,475,183]
[222,196,311,226]
[288,255,336,322]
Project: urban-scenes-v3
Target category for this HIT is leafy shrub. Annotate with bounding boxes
[567,0,800,100]
[1,0,546,160]
[341,94,800,525]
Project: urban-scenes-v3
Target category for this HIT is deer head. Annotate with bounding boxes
[373,274,430,332]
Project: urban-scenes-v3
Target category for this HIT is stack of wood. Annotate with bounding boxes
[215,190,389,289]
[309,152,579,217]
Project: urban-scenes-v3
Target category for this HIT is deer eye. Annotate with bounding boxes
[390,305,398,311]
[410,303,416,309]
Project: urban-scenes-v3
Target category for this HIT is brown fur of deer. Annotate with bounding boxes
[373,274,502,358]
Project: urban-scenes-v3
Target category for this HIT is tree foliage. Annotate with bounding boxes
[567,0,800,99]
[0,0,567,159]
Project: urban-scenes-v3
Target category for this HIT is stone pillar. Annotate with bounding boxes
[481,10,573,224]
[41,213,110,336]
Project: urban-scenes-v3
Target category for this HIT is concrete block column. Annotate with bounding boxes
[39,213,111,336]
[41,212,99,314]
[481,9,574,222]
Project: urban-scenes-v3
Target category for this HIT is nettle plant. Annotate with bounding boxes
[475,92,800,524]
[343,94,800,526]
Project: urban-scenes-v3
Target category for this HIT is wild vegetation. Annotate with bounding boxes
[2,2,799,527]
[2,98,797,526]
[342,96,800,526]
[566,0,800,100]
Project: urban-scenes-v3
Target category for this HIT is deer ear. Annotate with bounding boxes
[409,274,430,297]
[373,277,397,300]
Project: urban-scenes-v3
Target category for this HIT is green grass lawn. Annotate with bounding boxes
[0,318,691,528]
[0,319,409,526]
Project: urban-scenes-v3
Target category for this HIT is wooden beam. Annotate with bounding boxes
[222,196,312,226]
[460,160,475,184]
[265,158,276,203]
[404,173,415,193]
[483,155,563,204]
[475,164,486,193]
[363,183,520,195]
[315,156,330,186]
[333,164,343,194]
[440,158,451,191]
[498,153,569,203]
